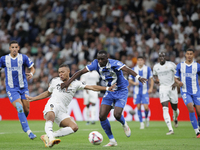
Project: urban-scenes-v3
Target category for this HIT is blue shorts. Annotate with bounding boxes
[134,93,149,104]
[101,88,128,108]
[6,88,29,103]
[181,92,200,105]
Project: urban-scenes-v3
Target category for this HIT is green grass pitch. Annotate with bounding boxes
[0,120,199,150]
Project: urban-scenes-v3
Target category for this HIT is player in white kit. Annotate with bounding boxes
[153,52,179,135]
[80,70,99,125]
[25,64,116,148]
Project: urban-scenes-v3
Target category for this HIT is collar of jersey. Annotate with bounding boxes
[98,61,110,69]
[184,61,194,67]
[9,53,19,60]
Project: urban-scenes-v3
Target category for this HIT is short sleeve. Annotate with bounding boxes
[197,63,200,76]
[48,79,55,93]
[0,56,5,69]
[86,59,98,71]
[175,63,180,78]
[112,59,125,71]
[0,57,2,69]
[171,62,176,72]
[153,66,157,75]
[23,54,34,68]
[148,67,153,79]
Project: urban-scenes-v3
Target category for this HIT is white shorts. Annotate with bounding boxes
[83,90,98,105]
[43,101,70,126]
[159,86,178,104]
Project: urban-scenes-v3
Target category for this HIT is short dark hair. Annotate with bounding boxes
[137,56,144,59]
[9,40,18,46]
[97,50,107,55]
[186,48,194,53]
[59,64,69,69]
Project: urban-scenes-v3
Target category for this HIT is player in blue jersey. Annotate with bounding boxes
[175,48,200,138]
[128,56,154,129]
[0,41,36,139]
[61,50,147,146]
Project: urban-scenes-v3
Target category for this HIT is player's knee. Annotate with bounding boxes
[72,125,78,132]
[99,114,106,121]
[16,102,24,113]
[114,113,121,120]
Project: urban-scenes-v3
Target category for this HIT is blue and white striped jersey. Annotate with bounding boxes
[129,65,153,95]
[0,53,34,90]
[175,61,200,95]
[86,59,128,90]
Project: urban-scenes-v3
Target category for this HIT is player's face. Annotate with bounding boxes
[58,67,70,81]
[97,53,108,67]
[137,58,144,67]
[185,51,194,62]
[159,53,166,65]
[9,43,20,57]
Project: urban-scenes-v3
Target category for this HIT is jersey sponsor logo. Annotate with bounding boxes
[197,97,200,101]
[8,67,21,71]
[56,84,73,93]
[182,73,195,77]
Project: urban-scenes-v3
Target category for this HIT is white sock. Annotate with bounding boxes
[53,127,74,138]
[195,128,199,134]
[163,107,173,131]
[86,107,89,121]
[173,108,179,121]
[110,138,116,142]
[91,105,96,122]
[45,121,54,141]
[26,130,32,135]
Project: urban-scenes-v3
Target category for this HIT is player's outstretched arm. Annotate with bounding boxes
[84,83,116,92]
[128,79,139,86]
[61,67,89,89]
[25,91,52,102]
[121,65,147,84]
[153,75,159,84]
[148,77,154,93]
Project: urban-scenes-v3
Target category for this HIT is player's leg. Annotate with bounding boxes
[21,89,30,117]
[90,91,98,124]
[83,91,90,124]
[137,103,144,129]
[195,105,200,130]
[143,104,149,127]
[161,101,174,135]
[9,90,36,140]
[90,103,96,124]
[44,111,61,147]
[170,87,179,127]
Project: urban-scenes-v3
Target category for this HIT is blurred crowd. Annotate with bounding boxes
[1,0,200,98]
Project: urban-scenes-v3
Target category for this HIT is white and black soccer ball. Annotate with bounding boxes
[88,131,103,145]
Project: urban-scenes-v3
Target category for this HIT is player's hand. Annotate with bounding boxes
[154,78,159,84]
[108,83,117,92]
[134,82,139,86]
[178,81,183,87]
[171,82,177,90]
[26,72,33,80]
[148,88,153,93]
[25,94,34,102]
[138,77,147,84]
[61,83,68,89]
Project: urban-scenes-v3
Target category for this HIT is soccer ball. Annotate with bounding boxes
[88,131,103,145]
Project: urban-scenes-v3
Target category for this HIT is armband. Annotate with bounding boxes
[135,75,140,80]
[106,87,109,91]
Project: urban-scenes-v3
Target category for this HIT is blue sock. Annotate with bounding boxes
[18,112,30,132]
[116,115,125,125]
[137,110,143,123]
[145,110,149,119]
[100,119,114,139]
[198,117,200,127]
[189,112,198,129]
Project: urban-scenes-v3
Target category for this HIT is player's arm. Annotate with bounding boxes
[153,75,159,84]
[84,83,116,92]
[148,77,154,93]
[174,77,183,87]
[25,91,52,102]
[26,66,35,80]
[128,79,139,86]
[61,67,89,89]
[121,65,147,84]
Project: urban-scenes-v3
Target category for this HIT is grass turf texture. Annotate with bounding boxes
[0,121,199,150]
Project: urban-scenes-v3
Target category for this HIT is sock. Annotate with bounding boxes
[198,117,200,128]
[85,107,89,121]
[145,110,149,119]
[173,108,179,121]
[91,105,96,122]
[18,112,30,133]
[189,112,198,133]
[53,127,74,137]
[137,110,143,123]
[100,119,114,139]
[163,107,173,131]
[116,115,125,125]
[45,121,54,141]
[24,112,29,118]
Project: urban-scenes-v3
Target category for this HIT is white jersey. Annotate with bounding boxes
[80,70,99,85]
[153,61,176,87]
[48,77,86,111]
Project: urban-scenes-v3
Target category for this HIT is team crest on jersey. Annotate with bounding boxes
[18,60,23,64]
[50,104,54,110]
[193,68,197,72]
